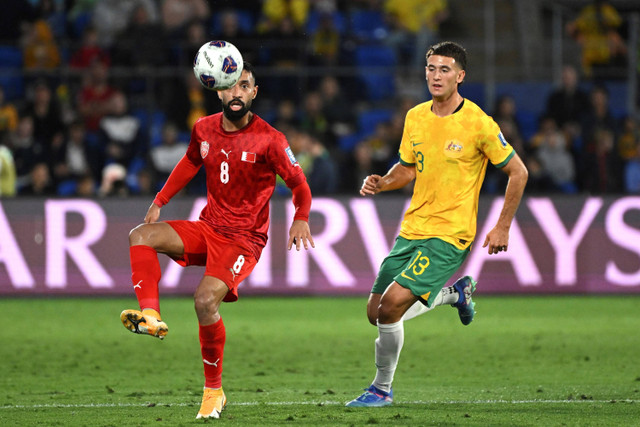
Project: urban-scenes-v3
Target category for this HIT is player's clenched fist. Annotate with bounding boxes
[360,175,382,196]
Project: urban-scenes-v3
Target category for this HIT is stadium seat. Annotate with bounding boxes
[459,83,485,109]
[132,108,149,129]
[358,109,393,137]
[150,111,167,147]
[0,75,25,101]
[0,45,23,68]
[57,180,78,196]
[0,45,24,100]
[602,81,628,119]
[354,45,397,101]
[338,132,363,151]
[496,82,552,123]
[515,110,539,142]
[348,10,388,41]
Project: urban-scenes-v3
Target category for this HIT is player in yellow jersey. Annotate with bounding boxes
[346,41,528,407]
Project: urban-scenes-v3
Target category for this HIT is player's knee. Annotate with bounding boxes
[193,291,220,321]
[129,224,151,246]
[366,294,381,326]
[377,303,400,324]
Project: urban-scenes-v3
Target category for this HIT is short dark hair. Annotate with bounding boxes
[242,61,256,84]
[426,41,467,70]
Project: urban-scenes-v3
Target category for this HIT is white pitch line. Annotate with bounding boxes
[1,399,637,410]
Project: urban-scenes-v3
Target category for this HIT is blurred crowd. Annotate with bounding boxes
[0,0,638,198]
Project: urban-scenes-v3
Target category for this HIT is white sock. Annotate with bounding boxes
[372,320,404,393]
[401,286,459,321]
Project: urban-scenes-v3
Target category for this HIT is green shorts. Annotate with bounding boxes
[371,236,470,307]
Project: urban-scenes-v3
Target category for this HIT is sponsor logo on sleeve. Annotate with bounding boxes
[498,132,508,148]
[285,147,297,165]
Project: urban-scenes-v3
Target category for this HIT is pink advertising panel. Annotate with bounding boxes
[0,195,639,296]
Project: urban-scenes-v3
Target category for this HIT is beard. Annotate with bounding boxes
[221,98,252,121]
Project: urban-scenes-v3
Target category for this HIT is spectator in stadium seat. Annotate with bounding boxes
[582,85,618,142]
[259,15,305,101]
[319,75,356,140]
[0,136,17,197]
[97,162,130,197]
[0,86,19,137]
[383,0,449,66]
[531,116,577,193]
[213,9,257,66]
[492,95,523,138]
[308,12,341,66]
[92,0,159,47]
[163,70,218,133]
[98,91,145,171]
[272,98,300,130]
[76,58,118,132]
[578,84,618,181]
[566,0,627,79]
[282,128,338,195]
[74,173,97,197]
[298,91,330,146]
[181,20,208,65]
[21,19,61,71]
[22,80,65,157]
[150,122,189,184]
[544,65,590,129]
[113,3,168,69]
[581,127,623,193]
[54,119,93,185]
[617,116,640,162]
[20,162,55,196]
[70,25,111,69]
[9,116,46,191]
[257,0,310,34]
[161,0,210,36]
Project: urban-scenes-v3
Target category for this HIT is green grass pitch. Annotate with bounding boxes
[1,295,639,426]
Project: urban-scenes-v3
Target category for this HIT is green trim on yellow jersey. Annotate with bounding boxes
[495,149,515,168]
[399,157,415,167]
[397,98,515,250]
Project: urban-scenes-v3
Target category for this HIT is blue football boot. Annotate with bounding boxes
[345,385,393,407]
[451,276,477,325]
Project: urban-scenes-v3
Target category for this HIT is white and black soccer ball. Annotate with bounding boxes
[193,40,244,91]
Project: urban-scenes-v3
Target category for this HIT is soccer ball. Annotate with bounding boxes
[193,40,244,91]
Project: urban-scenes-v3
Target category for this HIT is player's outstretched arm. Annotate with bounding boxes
[360,162,416,196]
[288,220,315,251]
[144,202,161,224]
[483,153,528,254]
[287,179,314,251]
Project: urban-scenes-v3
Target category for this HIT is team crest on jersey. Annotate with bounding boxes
[200,141,210,159]
[498,132,508,148]
[242,151,256,163]
[446,141,463,152]
[444,139,464,158]
[285,147,297,165]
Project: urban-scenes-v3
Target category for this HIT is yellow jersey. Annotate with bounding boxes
[398,99,514,249]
